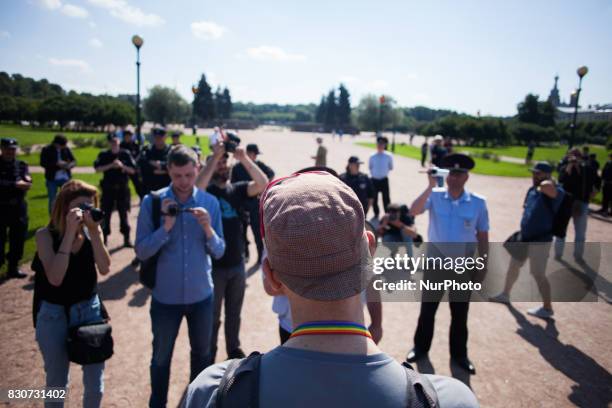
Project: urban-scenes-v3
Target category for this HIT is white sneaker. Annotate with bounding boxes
[527,306,554,319]
[489,293,510,304]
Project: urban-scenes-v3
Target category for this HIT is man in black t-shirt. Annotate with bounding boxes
[138,127,171,194]
[196,142,269,363]
[94,134,136,247]
[230,144,275,264]
[339,156,374,216]
[120,130,144,199]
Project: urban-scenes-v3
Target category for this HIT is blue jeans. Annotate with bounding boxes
[554,200,588,259]
[149,296,213,408]
[382,230,414,257]
[35,295,105,408]
[46,179,68,214]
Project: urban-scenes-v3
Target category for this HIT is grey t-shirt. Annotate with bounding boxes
[185,346,478,408]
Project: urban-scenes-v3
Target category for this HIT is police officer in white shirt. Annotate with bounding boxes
[405,153,489,375]
[368,137,394,218]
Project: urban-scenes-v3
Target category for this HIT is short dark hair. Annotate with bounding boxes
[168,145,197,167]
[53,134,68,146]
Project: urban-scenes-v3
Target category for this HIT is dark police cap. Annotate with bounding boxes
[1,138,18,148]
[376,136,388,144]
[440,153,475,172]
[530,161,553,174]
[171,131,181,138]
[152,127,167,137]
[348,156,363,164]
[246,144,261,154]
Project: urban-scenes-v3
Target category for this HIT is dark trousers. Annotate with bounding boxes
[421,152,427,167]
[210,262,246,364]
[413,293,470,359]
[130,171,145,200]
[101,184,130,239]
[149,297,213,408]
[601,182,612,214]
[0,202,27,271]
[371,177,390,217]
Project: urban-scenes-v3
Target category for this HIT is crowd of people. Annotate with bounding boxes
[0,128,609,407]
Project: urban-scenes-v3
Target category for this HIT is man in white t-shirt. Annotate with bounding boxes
[369,136,393,218]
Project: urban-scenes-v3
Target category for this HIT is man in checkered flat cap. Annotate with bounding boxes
[185,171,478,408]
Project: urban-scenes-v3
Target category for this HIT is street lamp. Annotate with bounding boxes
[569,65,588,148]
[132,35,144,144]
[191,86,199,137]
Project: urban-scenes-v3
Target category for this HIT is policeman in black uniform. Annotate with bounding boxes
[94,133,137,247]
[340,156,375,215]
[138,127,171,194]
[120,129,145,199]
[0,138,31,278]
[230,143,275,264]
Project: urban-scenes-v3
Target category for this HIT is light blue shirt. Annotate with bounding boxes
[368,151,393,179]
[425,188,489,243]
[135,185,225,305]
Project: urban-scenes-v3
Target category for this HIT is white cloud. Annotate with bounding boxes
[86,0,165,27]
[246,46,306,62]
[49,58,91,73]
[405,72,418,80]
[89,37,103,48]
[191,21,226,40]
[40,0,61,10]
[61,3,89,18]
[0,31,10,39]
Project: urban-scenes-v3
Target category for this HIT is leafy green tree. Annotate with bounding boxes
[193,74,215,122]
[356,94,397,131]
[517,94,540,124]
[143,86,190,125]
[324,89,337,129]
[315,96,326,123]
[337,84,351,128]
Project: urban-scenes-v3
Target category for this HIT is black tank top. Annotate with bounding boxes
[33,229,98,308]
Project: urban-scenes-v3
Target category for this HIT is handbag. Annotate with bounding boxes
[65,301,114,365]
[503,231,529,262]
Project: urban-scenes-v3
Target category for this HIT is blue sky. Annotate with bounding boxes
[0,0,610,116]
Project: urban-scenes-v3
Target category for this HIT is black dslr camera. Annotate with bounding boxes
[165,203,191,217]
[78,203,105,222]
[224,131,241,153]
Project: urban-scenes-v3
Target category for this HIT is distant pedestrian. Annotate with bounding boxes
[421,140,429,167]
[311,137,327,167]
[526,141,535,164]
[369,136,393,218]
[0,138,31,279]
[40,134,76,214]
[430,135,447,168]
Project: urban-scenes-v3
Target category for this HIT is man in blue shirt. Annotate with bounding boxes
[490,162,564,320]
[406,154,489,375]
[135,145,225,408]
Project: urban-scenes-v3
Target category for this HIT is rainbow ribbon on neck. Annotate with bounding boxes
[290,321,372,339]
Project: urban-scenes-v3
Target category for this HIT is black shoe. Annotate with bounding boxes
[227,348,246,359]
[8,269,27,279]
[452,357,476,374]
[405,348,426,363]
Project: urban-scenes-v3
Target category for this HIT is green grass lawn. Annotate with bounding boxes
[1,124,106,146]
[357,142,536,178]
[455,144,609,165]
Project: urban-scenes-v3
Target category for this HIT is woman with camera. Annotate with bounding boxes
[32,179,111,408]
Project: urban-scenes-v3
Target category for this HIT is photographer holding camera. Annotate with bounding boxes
[195,137,269,364]
[377,203,420,253]
[32,179,111,408]
[135,145,225,408]
[94,133,136,248]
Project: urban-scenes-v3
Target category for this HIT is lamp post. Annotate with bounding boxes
[569,65,588,148]
[191,86,199,143]
[132,35,144,144]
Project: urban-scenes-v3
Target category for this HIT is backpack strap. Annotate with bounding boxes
[401,361,439,408]
[151,192,161,229]
[216,352,262,408]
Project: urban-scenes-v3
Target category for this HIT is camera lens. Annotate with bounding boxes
[167,205,179,216]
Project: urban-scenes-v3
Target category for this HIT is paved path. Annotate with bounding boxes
[1,129,610,407]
